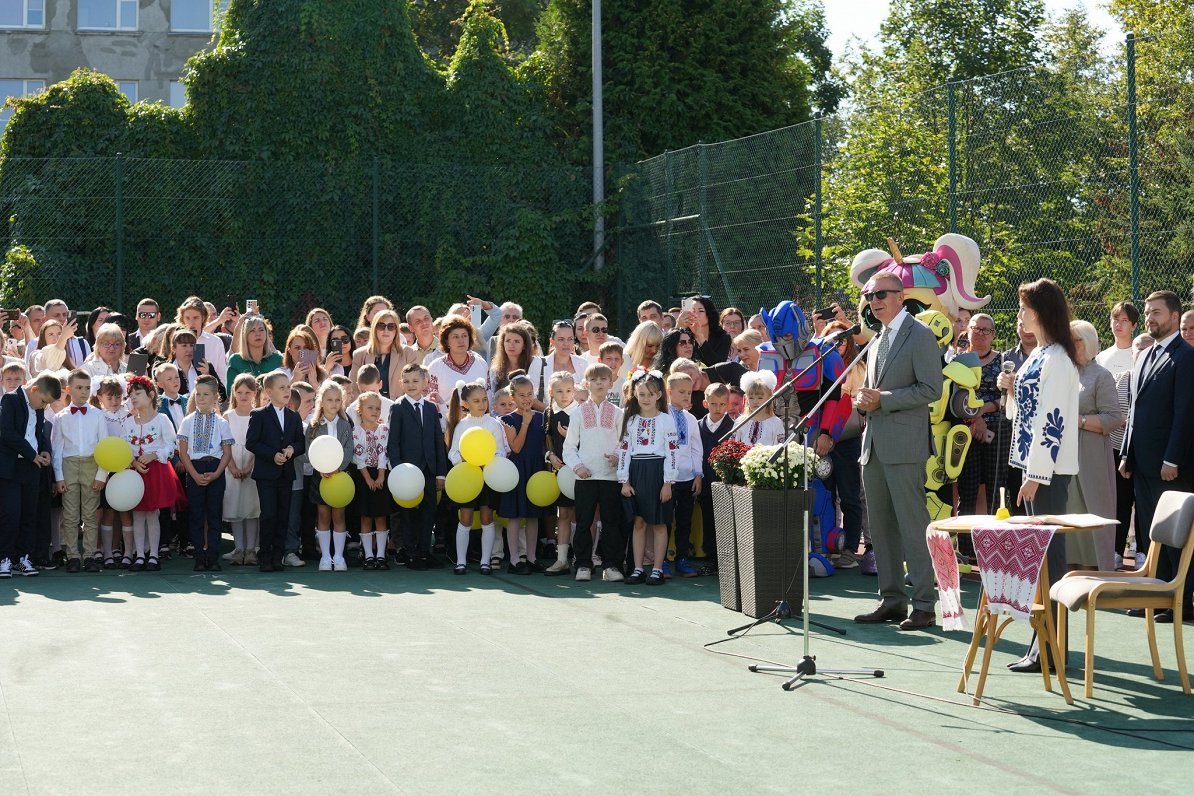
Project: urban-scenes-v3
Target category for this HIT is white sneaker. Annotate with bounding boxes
[332,556,347,572]
[0,558,10,579]
[575,567,592,582]
[1135,552,1146,570]
[319,557,333,572]
[222,548,244,563]
[602,567,624,582]
[545,560,570,575]
[283,552,306,568]
[18,555,39,577]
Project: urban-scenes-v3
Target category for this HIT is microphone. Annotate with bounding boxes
[823,324,861,344]
[999,360,1015,408]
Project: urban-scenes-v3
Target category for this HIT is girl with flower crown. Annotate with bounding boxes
[121,375,184,571]
[732,371,786,446]
[617,368,679,586]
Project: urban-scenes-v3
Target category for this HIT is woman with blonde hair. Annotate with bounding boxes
[80,323,128,383]
[354,295,394,333]
[225,315,282,384]
[623,321,664,371]
[348,308,416,400]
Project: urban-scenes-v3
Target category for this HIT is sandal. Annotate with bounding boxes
[147,557,161,572]
[131,556,145,571]
[489,555,502,568]
[103,556,116,570]
[454,564,467,575]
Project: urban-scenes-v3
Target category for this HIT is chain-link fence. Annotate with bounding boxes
[611,32,1193,349]
[0,156,592,337]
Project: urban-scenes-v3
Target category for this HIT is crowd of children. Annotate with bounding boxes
[0,292,829,583]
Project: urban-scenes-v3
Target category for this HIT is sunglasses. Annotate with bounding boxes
[137,312,158,319]
[589,326,608,334]
[862,289,901,302]
[678,337,695,346]
[968,327,995,335]
[375,322,398,331]
[329,337,350,348]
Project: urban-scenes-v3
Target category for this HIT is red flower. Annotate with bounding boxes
[709,439,752,485]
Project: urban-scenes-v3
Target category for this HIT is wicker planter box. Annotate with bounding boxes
[733,485,809,618]
[710,483,741,611]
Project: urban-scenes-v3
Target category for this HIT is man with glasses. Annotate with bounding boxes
[852,273,943,631]
[129,298,161,351]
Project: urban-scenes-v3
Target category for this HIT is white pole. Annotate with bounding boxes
[592,0,605,270]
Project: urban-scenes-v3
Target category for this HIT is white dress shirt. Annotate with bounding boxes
[52,403,111,481]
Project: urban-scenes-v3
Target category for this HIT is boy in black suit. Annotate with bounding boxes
[697,382,735,572]
[387,363,447,569]
[0,374,61,578]
[246,371,307,572]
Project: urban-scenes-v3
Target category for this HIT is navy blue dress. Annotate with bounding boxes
[499,411,547,519]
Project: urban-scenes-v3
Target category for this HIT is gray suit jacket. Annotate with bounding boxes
[859,316,943,466]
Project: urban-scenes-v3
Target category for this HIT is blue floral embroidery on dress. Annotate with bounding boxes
[1041,408,1064,462]
[1013,356,1042,465]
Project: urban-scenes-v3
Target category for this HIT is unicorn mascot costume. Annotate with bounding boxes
[756,301,853,574]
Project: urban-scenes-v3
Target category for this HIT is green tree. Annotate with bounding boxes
[534,0,838,166]
[410,0,547,65]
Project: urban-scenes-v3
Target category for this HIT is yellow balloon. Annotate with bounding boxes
[95,436,134,472]
[527,470,560,507]
[319,471,355,508]
[445,463,484,504]
[394,494,423,508]
[460,427,497,467]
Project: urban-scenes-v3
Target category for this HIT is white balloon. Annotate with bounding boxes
[308,435,344,474]
[556,465,577,500]
[387,463,426,501]
[105,470,145,513]
[483,457,520,493]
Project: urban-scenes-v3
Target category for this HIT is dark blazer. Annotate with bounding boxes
[1124,336,1194,476]
[387,398,448,478]
[699,415,735,482]
[246,404,307,481]
[0,389,50,480]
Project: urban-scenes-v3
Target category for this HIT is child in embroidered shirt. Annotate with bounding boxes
[307,380,355,572]
[178,375,233,571]
[666,371,704,577]
[732,371,785,446]
[618,369,679,586]
[122,375,182,571]
[544,371,578,575]
[222,373,261,565]
[92,376,129,567]
[447,380,508,574]
[352,391,392,570]
[348,364,393,427]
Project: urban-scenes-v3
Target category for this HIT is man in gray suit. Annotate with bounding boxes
[852,273,944,630]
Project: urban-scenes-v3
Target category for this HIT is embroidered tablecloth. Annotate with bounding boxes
[973,524,1058,622]
[927,528,965,631]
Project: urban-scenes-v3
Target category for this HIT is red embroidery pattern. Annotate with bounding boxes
[749,421,761,444]
[443,352,477,376]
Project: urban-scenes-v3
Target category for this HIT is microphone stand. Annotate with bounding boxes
[747,333,886,689]
[719,333,852,638]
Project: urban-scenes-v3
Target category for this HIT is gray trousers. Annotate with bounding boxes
[862,459,935,612]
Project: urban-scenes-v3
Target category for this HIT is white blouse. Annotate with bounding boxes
[426,352,490,416]
[617,413,679,484]
[122,413,177,464]
[732,415,786,447]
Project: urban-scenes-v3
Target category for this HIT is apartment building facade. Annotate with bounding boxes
[2,1,224,129]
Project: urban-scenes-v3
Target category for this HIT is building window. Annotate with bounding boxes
[78,0,137,31]
[1,78,45,131]
[172,0,229,33]
[117,81,138,103]
[0,0,44,28]
[168,81,187,109]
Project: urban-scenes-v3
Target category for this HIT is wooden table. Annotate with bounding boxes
[930,517,1108,706]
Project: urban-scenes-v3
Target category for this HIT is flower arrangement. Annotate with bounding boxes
[740,442,821,490]
[708,439,752,485]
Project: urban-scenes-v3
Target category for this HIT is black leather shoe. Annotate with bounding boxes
[1153,609,1175,624]
[193,560,208,572]
[1007,655,1042,673]
[1127,608,1147,618]
[854,604,908,624]
[207,560,222,572]
[65,558,82,573]
[898,609,936,631]
[259,562,275,573]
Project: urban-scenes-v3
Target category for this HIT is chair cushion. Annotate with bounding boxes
[1050,575,1169,610]
[1150,491,1194,549]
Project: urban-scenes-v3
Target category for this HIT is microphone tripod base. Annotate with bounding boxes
[749,656,885,691]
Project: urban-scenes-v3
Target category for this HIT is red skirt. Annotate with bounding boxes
[135,460,186,512]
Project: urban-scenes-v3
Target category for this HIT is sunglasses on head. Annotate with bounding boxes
[862,289,900,302]
[552,319,574,329]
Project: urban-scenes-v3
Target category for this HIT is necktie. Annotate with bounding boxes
[413,401,423,426]
[71,405,87,415]
[1139,344,1161,387]
[874,326,892,380]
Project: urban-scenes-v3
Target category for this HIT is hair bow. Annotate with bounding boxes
[629,367,663,384]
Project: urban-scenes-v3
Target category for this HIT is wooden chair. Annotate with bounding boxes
[1050,490,1194,698]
